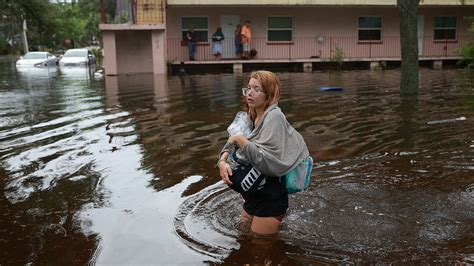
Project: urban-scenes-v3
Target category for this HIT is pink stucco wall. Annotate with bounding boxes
[166,6,474,61]
[116,31,153,74]
[101,27,167,75]
[151,31,167,74]
[102,31,118,75]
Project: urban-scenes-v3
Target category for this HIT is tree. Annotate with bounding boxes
[0,0,58,52]
[459,16,474,68]
[54,0,101,47]
[77,0,101,44]
[0,0,102,53]
[54,4,85,47]
[397,0,420,95]
[17,0,59,49]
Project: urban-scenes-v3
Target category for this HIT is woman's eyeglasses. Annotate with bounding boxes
[242,87,264,96]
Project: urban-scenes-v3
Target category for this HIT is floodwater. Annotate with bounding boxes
[0,62,473,264]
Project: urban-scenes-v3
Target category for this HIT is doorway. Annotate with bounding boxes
[220,15,240,59]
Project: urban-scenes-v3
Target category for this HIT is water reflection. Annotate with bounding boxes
[222,235,304,264]
[16,66,58,89]
[79,173,208,264]
[0,64,473,264]
[397,95,419,150]
[59,64,96,81]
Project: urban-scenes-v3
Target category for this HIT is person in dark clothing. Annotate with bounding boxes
[186,25,197,61]
[234,24,243,58]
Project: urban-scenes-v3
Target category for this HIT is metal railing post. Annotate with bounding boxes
[444,40,448,57]
[131,0,137,24]
[330,37,332,60]
[100,0,107,23]
[369,41,372,58]
[288,41,291,60]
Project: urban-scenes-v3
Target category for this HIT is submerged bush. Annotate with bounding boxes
[459,16,474,69]
[332,47,344,69]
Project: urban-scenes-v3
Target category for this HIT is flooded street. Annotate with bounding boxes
[0,62,473,264]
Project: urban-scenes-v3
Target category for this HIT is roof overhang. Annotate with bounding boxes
[99,24,165,31]
[167,0,474,6]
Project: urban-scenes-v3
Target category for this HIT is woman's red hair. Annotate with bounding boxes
[247,70,281,121]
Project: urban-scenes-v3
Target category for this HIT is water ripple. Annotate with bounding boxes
[1,67,473,263]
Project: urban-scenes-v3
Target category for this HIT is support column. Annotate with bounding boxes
[152,30,166,74]
[370,61,379,70]
[102,31,118,76]
[303,62,312,72]
[370,61,386,71]
[233,63,243,73]
[104,76,119,108]
[433,60,443,70]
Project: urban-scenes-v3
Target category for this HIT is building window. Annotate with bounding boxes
[181,17,208,42]
[434,16,456,40]
[267,17,293,42]
[358,17,382,41]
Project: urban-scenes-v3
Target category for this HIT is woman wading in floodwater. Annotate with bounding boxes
[217,70,309,235]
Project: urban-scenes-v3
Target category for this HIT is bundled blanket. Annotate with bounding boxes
[235,104,309,177]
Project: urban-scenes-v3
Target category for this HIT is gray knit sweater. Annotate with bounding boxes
[233,104,309,177]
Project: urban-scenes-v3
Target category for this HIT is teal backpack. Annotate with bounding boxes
[282,156,314,194]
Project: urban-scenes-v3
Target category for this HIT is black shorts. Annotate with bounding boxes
[242,176,288,218]
[228,156,288,217]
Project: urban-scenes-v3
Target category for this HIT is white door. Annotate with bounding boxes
[417,15,424,56]
[220,15,240,59]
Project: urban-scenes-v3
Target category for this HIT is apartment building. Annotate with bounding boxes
[100,0,474,74]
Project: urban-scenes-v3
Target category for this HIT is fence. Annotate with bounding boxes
[167,35,473,62]
[100,0,165,24]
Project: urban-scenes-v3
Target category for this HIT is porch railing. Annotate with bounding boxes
[166,35,473,62]
[100,0,165,24]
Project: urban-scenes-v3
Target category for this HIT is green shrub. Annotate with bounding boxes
[0,36,9,55]
[459,16,474,69]
[333,47,344,69]
[459,42,474,69]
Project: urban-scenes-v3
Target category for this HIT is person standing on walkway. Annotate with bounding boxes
[212,26,225,60]
[234,24,243,58]
[186,25,197,61]
[241,21,252,59]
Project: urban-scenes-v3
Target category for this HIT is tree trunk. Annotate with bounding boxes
[397,0,420,95]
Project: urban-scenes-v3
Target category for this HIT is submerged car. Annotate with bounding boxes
[15,52,58,67]
[59,48,96,67]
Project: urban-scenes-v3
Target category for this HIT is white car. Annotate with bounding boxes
[16,52,58,67]
[59,48,96,67]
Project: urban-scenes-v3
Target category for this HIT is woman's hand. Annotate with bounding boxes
[227,135,238,145]
[228,134,249,149]
[218,160,233,185]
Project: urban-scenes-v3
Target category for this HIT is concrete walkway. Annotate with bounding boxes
[171,56,462,72]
